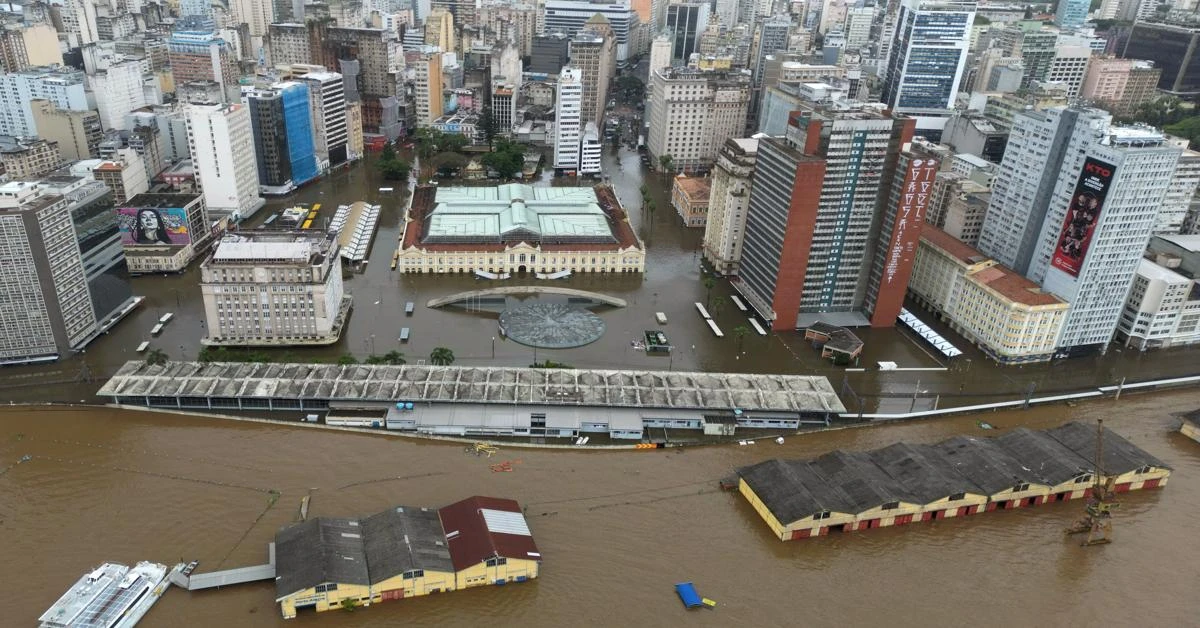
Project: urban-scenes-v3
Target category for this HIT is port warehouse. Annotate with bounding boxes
[275,496,539,619]
[97,361,846,440]
[1182,409,1200,445]
[737,422,1170,542]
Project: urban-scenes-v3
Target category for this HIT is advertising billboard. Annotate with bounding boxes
[117,206,191,246]
[1050,157,1115,277]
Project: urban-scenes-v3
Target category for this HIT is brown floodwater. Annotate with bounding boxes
[3,391,1199,627]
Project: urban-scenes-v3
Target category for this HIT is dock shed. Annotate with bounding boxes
[738,459,859,541]
[438,496,541,587]
[1043,422,1171,492]
[993,428,1097,501]
[807,450,923,531]
[934,436,1052,509]
[867,443,989,520]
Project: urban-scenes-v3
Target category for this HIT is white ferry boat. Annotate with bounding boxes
[39,561,171,628]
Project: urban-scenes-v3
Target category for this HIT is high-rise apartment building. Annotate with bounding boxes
[844,7,874,50]
[996,21,1057,90]
[410,46,444,127]
[186,103,264,222]
[702,137,758,275]
[553,67,584,171]
[647,67,751,172]
[92,150,150,206]
[737,107,914,328]
[0,137,62,181]
[1158,149,1200,235]
[247,82,320,195]
[571,16,617,128]
[89,59,150,132]
[0,66,90,138]
[1046,41,1092,99]
[543,0,638,61]
[581,122,603,175]
[169,20,240,103]
[267,22,311,67]
[1081,57,1162,117]
[0,22,62,72]
[1032,127,1182,355]
[30,100,102,162]
[298,71,349,171]
[201,232,351,346]
[530,33,572,74]
[0,184,93,365]
[880,0,974,137]
[977,107,1112,275]
[1054,0,1089,30]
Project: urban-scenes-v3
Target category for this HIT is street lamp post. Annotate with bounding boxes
[492,336,496,359]
[370,334,376,356]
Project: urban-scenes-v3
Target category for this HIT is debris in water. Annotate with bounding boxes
[977,421,995,430]
[775,436,785,445]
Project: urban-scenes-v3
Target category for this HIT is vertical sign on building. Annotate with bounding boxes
[869,154,940,327]
[1050,157,1115,277]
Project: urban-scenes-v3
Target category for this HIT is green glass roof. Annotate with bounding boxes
[424,184,615,241]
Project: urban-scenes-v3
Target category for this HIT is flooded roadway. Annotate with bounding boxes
[2,148,1199,411]
[2,392,1199,627]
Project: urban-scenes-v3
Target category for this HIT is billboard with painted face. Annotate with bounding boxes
[1050,157,1115,277]
[116,206,191,246]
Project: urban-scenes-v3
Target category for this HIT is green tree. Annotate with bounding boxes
[1128,96,1187,128]
[481,138,527,179]
[703,276,716,306]
[144,348,168,367]
[479,99,497,147]
[337,354,358,366]
[711,295,728,316]
[616,75,645,104]
[658,154,674,173]
[1165,116,1200,147]
[381,350,406,365]
[733,324,750,352]
[429,347,456,366]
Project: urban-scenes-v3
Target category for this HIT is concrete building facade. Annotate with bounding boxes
[570,17,617,128]
[0,66,91,138]
[702,137,758,275]
[647,67,750,173]
[201,232,351,346]
[880,0,975,136]
[670,175,711,227]
[298,71,349,171]
[0,137,62,181]
[186,103,264,222]
[553,67,584,171]
[30,100,102,163]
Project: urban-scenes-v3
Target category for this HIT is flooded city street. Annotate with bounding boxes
[2,149,1199,412]
[2,392,1199,627]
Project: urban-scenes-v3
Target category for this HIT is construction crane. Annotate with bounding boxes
[1065,419,1120,546]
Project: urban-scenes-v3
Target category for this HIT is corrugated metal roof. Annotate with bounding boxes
[481,509,532,536]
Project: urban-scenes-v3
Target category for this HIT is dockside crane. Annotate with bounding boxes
[1066,419,1119,546]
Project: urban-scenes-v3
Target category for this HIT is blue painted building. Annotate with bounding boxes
[247,82,320,195]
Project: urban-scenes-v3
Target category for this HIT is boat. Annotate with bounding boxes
[136,341,150,353]
[39,561,171,628]
[674,582,703,609]
[655,312,668,324]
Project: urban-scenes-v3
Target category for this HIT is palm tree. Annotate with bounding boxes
[703,276,716,306]
[658,154,674,173]
[337,354,358,365]
[733,324,750,352]
[429,347,456,366]
[381,350,406,365]
[711,295,728,316]
[144,348,168,367]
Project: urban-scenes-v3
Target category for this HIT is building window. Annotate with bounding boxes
[881,501,899,510]
[484,557,507,567]
[403,569,424,579]
[315,583,338,592]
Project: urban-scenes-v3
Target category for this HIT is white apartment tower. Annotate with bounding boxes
[0,66,91,137]
[90,59,150,131]
[647,67,751,172]
[580,122,603,175]
[702,137,759,275]
[298,70,349,171]
[1157,148,1200,235]
[186,103,264,221]
[554,67,584,171]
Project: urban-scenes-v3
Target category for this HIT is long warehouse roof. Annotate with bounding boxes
[97,361,847,413]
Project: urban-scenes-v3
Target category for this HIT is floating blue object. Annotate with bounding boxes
[396,402,405,410]
[405,402,414,410]
[675,582,702,608]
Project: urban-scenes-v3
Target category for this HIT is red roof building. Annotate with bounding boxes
[438,496,541,572]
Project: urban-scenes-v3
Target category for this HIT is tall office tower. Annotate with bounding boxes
[702,137,758,275]
[186,103,264,222]
[0,23,62,72]
[1157,149,1200,235]
[180,0,215,18]
[571,16,617,128]
[480,1,539,57]
[168,18,240,102]
[748,16,792,132]
[492,83,516,134]
[1081,57,1162,118]
[648,32,673,72]
[316,25,404,134]
[31,100,103,162]
[410,46,443,127]
[530,33,571,74]
[0,66,90,137]
[1046,40,1092,99]
[844,6,873,50]
[646,67,751,173]
[553,67,584,171]
[201,232,349,346]
[543,0,638,61]
[665,1,710,63]
[267,23,311,67]
[880,0,975,138]
[1031,128,1182,355]
[737,106,913,328]
[1121,22,1200,97]
[246,82,320,195]
[425,7,456,52]
[89,59,149,131]
[976,107,1111,275]
[0,182,119,365]
[1054,0,1089,30]
[996,21,1057,90]
[863,142,943,326]
[714,0,739,28]
[298,70,349,170]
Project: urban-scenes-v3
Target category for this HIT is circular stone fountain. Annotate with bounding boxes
[498,302,606,349]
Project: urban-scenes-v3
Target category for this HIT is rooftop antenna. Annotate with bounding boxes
[1065,419,1119,546]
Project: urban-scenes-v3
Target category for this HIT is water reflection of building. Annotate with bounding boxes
[396,183,645,275]
[0,180,140,365]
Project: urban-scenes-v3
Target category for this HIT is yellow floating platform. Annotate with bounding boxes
[702,598,717,608]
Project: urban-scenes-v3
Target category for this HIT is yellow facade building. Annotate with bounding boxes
[670,175,711,228]
[275,496,540,619]
[909,227,1068,364]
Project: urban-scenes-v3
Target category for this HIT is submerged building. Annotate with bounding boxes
[396,184,645,274]
[275,496,539,619]
[738,421,1170,541]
